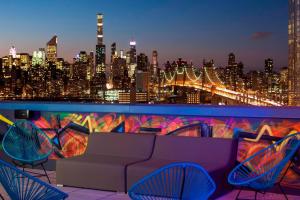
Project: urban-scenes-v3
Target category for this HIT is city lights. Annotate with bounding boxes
[0,3,297,106]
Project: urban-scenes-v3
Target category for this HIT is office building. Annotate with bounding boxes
[265,58,274,75]
[32,49,46,66]
[136,53,148,72]
[111,43,117,64]
[9,46,17,58]
[128,41,137,79]
[187,92,200,104]
[92,13,106,97]
[95,13,106,73]
[87,51,94,80]
[118,91,131,104]
[136,70,149,92]
[46,36,58,63]
[151,51,158,76]
[19,53,31,71]
[112,57,126,89]
[288,0,300,105]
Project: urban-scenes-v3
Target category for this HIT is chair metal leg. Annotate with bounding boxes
[254,191,258,200]
[278,184,289,200]
[235,187,243,200]
[41,163,51,184]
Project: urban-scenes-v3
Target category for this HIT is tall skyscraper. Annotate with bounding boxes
[79,51,88,63]
[151,50,158,76]
[88,51,94,79]
[9,46,17,58]
[73,51,88,81]
[111,43,117,64]
[46,36,58,63]
[92,13,106,98]
[137,53,148,72]
[149,50,159,101]
[129,41,137,64]
[0,58,3,84]
[95,13,106,73]
[288,0,300,105]
[128,41,137,80]
[264,58,274,96]
[32,48,46,67]
[112,57,126,89]
[225,53,238,90]
[265,58,273,75]
[228,53,236,66]
[97,13,103,45]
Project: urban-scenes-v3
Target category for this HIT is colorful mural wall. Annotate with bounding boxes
[0,111,299,188]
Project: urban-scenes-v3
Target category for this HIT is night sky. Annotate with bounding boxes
[0,0,288,70]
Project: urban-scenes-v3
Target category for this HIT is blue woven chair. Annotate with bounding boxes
[128,162,216,200]
[0,158,68,200]
[2,120,53,183]
[228,133,300,200]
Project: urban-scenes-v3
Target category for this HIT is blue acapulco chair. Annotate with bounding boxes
[0,158,68,200]
[228,132,300,200]
[128,162,216,200]
[2,120,53,183]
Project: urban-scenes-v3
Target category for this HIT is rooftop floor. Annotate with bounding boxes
[1,169,299,200]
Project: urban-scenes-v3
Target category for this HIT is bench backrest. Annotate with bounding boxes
[86,133,155,159]
[152,136,238,166]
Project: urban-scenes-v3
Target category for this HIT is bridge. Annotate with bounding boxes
[162,64,283,106]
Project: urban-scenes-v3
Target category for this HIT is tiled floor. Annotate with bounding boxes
[0,169,300,200]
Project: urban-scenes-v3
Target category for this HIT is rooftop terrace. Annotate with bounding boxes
[0,102,299,199]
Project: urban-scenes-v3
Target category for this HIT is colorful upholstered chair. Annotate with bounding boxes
[0,159,68,200]
[128,162,216,200]
[228,133,300,200]
[2,120,53,183]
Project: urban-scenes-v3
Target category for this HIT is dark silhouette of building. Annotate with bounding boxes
[137,53,148,72]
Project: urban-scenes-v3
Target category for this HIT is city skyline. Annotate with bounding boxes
[0,0,288,70]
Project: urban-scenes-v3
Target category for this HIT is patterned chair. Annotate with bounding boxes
[2,120,53,183]
[0,158,68,200]
[128,162,216,200]
[228,133,300,200]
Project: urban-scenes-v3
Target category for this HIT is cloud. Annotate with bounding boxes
[251,32,273,40]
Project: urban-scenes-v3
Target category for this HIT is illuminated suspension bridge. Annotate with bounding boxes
[162,65,283,106]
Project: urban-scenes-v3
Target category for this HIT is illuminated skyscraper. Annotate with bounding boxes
[73,51,88,80]
[92,13,106,98]
[0,58,3,82]
[95,13,106,73]
[265,58,274,75]
[19,53,30,71]
[9,46,17,58]
[32,48,46,66]
[149,50,158,101]
[288,0,300,105]
[46,36,58,63]
[97,14,103,45]
[88,51,94,80]
[79,51,88,63]
[225,53,238,90]
[128,41,137,79]
[120,50,126,59]
[151,50,158,76]
[152,51,158,65]
[264,58,274,95]
[129,41,137,64]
